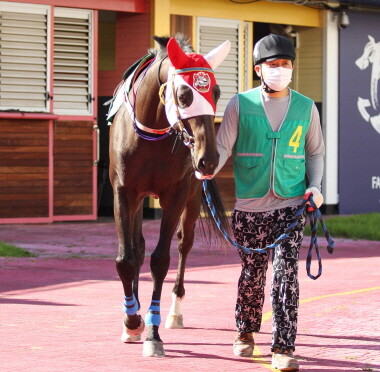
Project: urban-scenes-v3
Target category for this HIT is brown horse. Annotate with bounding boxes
[108,34,230,357]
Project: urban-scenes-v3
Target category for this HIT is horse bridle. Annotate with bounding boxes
[157,67,197,151]
[160,65,217,154]
[130,56,217,154]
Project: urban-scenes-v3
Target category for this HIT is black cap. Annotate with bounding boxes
[253,34,295,66]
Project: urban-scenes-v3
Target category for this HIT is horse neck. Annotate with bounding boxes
[132,59,168,129]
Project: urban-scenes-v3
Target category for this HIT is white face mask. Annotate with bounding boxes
[261,66,293,92]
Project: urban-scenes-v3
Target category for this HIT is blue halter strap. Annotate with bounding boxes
[172,67,215,75]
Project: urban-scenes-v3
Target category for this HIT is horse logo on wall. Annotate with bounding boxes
[355,35,380,135]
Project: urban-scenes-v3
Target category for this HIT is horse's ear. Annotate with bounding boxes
[167,37,190,69]
[204,40,231,70]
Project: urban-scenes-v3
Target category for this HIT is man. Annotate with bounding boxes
[215,34,325,371]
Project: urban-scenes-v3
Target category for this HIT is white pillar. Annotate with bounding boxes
[322,11,339,207]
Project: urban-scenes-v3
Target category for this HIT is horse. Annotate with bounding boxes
[108,34,231,357]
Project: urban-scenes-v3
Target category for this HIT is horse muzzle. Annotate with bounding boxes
[194,171,214,180]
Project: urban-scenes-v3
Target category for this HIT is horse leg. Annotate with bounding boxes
[131,204,146,309]
[113,186,145,343]
[143,195,188,357]
[120,204,146,343]
[166,184,202,329]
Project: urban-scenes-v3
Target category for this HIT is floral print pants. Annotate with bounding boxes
[232,207,306,353]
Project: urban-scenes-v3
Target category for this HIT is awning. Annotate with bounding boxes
[340,0,380,6]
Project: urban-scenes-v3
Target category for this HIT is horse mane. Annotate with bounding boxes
[150,33,195,58]
[120,34,193,83]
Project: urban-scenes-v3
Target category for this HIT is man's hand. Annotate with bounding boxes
[304,187,324,208]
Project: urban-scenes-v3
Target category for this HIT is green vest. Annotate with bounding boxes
[233,88,313,199]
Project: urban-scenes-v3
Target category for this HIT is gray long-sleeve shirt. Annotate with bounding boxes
[215,89,325,212]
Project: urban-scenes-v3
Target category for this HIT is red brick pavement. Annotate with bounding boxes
[0,219,379,372]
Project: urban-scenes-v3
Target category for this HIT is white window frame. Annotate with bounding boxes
[53,7,94,116]
[0,2,94,116]
[0,1,51,112]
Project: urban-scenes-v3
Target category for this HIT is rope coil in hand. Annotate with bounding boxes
[202,180,335,280]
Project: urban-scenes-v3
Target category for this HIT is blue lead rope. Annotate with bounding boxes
[305,197,335,279]
[202,180,335,280]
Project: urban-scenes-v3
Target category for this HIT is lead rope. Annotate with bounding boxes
[202,180,335,280]
[305,195,335,279]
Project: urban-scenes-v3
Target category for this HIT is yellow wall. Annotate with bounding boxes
[170,0,321,26]
[151,0,171,41]
[152,0,321,36]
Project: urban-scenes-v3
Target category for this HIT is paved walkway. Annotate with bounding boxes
[0,219,379,371]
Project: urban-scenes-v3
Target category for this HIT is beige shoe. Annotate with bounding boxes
[233,332,254,357]
[271,351,299,371]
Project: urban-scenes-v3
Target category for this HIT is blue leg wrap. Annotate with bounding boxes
[123,294,138,315]
[145,300,161,326]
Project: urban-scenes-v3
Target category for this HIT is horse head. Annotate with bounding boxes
[164,36,230,177]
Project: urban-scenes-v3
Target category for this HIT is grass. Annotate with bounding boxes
[0,241,36,257]
[0,213,379,256]
[304,212,380,241]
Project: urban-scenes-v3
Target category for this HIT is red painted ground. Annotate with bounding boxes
[0,219,379,372]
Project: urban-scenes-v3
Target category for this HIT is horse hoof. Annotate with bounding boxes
[121,315,145,343]
[165,314,184,329]
[142,340,165,357]
[121,333,141,343]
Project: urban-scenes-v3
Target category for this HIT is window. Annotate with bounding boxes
[0,2,94,116]
[197,18,242,117]
[0,2,49,112]
[53,8,93,115]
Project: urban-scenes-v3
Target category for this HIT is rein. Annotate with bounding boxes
[127,56,194,148]
[129,57,174,141]
[202,180,335,280]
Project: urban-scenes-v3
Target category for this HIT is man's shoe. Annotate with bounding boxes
[233,332,254,357]
[271,351,299,371]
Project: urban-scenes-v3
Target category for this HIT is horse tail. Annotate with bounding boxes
[199,179,231,251]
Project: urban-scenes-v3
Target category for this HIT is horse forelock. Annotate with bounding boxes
[151,34,194,59]
[148,34,219,125]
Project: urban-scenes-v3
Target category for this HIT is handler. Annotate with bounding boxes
[212,34,324,371]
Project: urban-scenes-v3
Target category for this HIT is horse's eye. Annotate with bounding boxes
[177,85,193,109]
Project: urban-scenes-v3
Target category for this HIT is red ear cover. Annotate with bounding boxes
[167,37,190,69]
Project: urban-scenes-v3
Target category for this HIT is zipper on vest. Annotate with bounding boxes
[270,138,277,194]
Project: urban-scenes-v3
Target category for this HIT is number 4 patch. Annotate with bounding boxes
[289,126,303,153]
